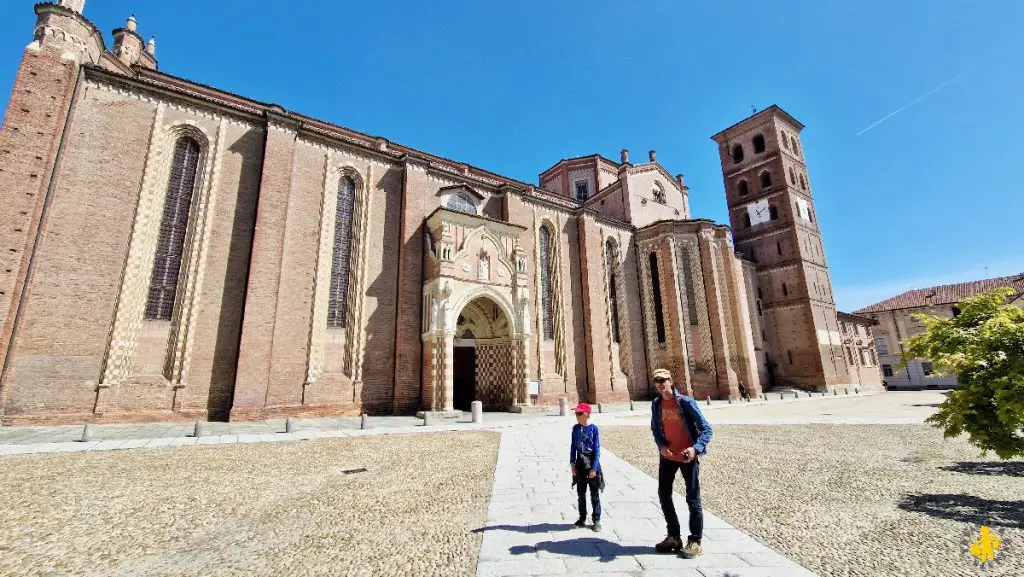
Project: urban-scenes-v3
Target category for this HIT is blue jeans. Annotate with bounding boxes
[576,472,601,521]
[658,456,702,542]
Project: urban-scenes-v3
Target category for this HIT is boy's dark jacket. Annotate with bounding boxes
[570,423,605,491]
[650,389,713,455]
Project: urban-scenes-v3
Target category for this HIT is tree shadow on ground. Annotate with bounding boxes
[898,493,1024,528]
[939,461,1024,477]
[509,538,653,560]
[472,523,573,534]
[910,403,942,408]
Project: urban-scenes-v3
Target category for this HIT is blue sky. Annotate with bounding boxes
[1,0,1021,312]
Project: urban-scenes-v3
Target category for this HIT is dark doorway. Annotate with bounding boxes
[453,346,476,411]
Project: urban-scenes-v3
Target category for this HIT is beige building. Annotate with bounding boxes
[0,2,875,425]
[856,273,1024,389]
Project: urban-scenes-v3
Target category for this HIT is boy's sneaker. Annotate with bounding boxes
[573,518,586,528]
[654,536,682,553]
[591,520,601,532]
[679,540,702,559]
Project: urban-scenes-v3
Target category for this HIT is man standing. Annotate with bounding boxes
[650,368,713,559]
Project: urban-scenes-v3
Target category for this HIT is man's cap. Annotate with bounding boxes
[652,368,672,381]
[572,402,592,415]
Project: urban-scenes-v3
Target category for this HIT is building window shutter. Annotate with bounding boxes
[145,136,202,321]
[327,176,356,328]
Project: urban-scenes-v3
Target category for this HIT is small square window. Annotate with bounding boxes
[574,180,589,201]
[922,362,934,376]
[882,364,893,377]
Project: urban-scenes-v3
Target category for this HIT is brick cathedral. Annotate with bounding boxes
[0,1,881,425]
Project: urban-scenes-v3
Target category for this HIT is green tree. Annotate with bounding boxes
[899,287,1024,458]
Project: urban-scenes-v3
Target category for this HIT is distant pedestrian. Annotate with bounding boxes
[650,368,713,559]
[569,402,603,532]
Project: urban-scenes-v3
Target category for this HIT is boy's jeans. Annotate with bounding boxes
[657,456,702,543]
[576,472,601,521]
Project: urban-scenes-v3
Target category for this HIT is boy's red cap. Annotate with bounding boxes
[572,402,592,415]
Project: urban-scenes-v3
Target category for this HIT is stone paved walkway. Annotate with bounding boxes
[476,423,820,577]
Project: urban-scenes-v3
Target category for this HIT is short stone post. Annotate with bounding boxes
[727,397,732,404]
[706,396,712,406]
[855,388,859,395]
[285,417,295,433]
[471,400,483,423]
[559,397,568,416]
[845,388,849,395]
[794,391,799,399]
[79,424,93,442]
[423,412,434,426]
[597,403,604,414]
[779,393,784,400]
[833,389,837,396]
[629,399,635,411]
[360,414,369,430]
[193,420,209,438]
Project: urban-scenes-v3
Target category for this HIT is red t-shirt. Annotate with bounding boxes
[661,406,693,462]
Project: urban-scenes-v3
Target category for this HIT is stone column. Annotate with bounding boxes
[442,331,455,412]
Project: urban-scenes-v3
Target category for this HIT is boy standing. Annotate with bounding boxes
[650,368,713,559]
[569,402,603,532]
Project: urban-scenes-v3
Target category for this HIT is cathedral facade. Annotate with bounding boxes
[0,1,880,425]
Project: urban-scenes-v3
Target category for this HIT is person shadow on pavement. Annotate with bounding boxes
[509,538,651,561]
[472,523,574,534]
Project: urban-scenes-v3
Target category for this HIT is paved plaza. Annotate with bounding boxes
[2,391,1020,576]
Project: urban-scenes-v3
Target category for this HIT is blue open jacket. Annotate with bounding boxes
[651,390,713,455]
[569,423,602,473]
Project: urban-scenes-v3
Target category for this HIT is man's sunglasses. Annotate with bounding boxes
[653,377,670,384]
[575,411,587,416]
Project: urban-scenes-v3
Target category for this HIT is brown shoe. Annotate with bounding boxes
[679,539,702,559]
[654,536,682,553]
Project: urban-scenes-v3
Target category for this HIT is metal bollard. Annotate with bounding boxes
[844,388,849,395]
[559,397,568,417]
[727,397,732,404]
[285,417,295,434]
[707,396,712,406]
[833,389,838,396]
[629,399,635,411]
[794,391,799,399]
[855,388,859,395]
[193,420,209,438]
[361,414,369,430]
[471,400,483,423]
[80,424,93,442]
[779,393,784,400]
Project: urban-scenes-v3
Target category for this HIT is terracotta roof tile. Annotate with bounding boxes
[855,273,1024,314]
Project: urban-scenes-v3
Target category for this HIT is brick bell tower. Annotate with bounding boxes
[0,1,105,412]
[711,106,850,390]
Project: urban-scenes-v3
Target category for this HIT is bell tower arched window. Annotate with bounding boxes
[737,179,749,197]
[327,176,356,328]
[539,224,555,340]
[145,136,202,321]
[760,171,772,189]
[731,144,744,164]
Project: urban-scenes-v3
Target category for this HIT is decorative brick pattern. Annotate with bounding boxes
[475,342,512,409]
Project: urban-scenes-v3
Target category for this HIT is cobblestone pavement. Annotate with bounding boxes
[476,423,819,577]
[0,431,499,577]
[603,424,1024,577]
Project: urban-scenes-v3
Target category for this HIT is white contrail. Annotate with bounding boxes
[856,65,979,136]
